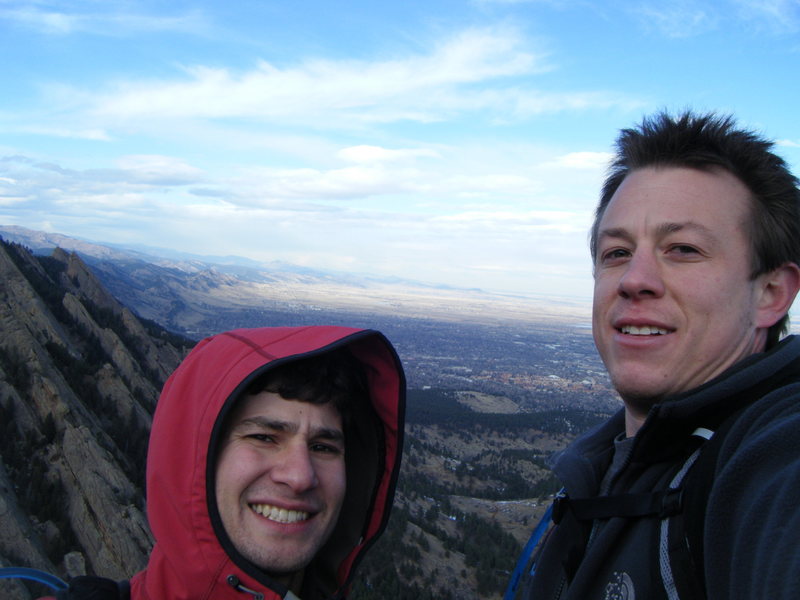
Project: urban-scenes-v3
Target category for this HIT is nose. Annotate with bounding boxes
[617,250,665,299]
[270,443,319,493]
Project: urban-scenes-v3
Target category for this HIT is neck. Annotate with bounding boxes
[282,569,304,597]
[624,408,646,437]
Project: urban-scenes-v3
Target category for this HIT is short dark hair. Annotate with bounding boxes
[591,110,800,346]
[246,347,370,432]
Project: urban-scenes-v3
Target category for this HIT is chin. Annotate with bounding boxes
[238,545,313,576]
[613,379,668,408]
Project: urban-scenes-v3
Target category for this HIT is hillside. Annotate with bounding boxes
[0,238,192,599]
[350,389,607,599]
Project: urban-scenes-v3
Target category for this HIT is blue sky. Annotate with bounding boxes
[1,0,799,301]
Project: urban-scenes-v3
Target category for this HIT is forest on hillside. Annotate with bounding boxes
[350,388,609,599]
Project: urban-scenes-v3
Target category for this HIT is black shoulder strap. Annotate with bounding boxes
[553,487,684,523]
[56,576,130,600]
[667,410,744,599]
[550,419,738,600]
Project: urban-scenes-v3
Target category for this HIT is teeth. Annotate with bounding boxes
[621,325,668,335]
[250,503,309,523]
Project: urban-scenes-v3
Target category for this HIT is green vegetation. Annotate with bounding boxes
[0,346,31,394]
[352,487,526,598]
[351,505,455,600]
[351,386,605,598]
[0,402,81,564]
[407,388,607,435]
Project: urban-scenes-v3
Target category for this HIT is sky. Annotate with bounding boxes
[1,0,800,302]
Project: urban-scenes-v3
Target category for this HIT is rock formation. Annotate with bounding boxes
[0,238,192,599]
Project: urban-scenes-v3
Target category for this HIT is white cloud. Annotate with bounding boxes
[114,155,206,185]
[634,2,719,37]
[634,0,800,37]
[3,7,77,34]
[544,151,614,170]
[34,25,641,137]
[17,125,112,141]
[732,0,800,32]
[0,148,599,297]
[337,145,441,164]
[224,165,418,203]
[8,23,642,162]
[0,195,28,206]
[437,173,539,197]
[0,3,207,36]
[80,27,542,126]
[471,0,569,5]
[205,138,602,205]
[432,209,588,235]
[0,153,206,210]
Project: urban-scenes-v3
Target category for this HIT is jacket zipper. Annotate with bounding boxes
[553,574,567,600]
[226,574,265,599]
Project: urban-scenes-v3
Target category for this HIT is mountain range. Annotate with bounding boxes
[0,225,592,341]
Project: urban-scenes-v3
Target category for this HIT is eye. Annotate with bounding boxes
[310,442,344,456]
[599,247,630,264]
[246,433,276,443]
[667,244,702,257]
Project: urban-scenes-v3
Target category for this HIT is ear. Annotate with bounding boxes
[755,262,800,329]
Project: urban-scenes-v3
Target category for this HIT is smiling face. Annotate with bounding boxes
[214,391,346,583]
[592,166,774,423]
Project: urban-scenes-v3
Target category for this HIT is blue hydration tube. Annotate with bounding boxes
[503,501,555,600]
[0,567,68,591]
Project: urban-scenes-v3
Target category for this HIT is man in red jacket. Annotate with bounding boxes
[42,326,406,600]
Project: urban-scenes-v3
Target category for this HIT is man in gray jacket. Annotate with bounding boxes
[509,111,800,600]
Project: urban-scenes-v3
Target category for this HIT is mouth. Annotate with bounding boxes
[619,324,670,336]
[249,503,310,524]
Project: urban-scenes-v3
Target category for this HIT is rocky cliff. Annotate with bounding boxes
[0,238,192,599]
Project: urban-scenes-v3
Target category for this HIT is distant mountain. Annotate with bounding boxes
[0,224,466,287]
[0,237,192,599]
[0,225,592,341]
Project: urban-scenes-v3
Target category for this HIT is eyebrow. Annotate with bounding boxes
[238,416,345,442]
[598,221,717,244]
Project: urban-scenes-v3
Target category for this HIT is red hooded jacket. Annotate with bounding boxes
[127,326,406,600]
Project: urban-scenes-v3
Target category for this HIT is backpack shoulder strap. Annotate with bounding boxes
[57,576,131,600]
[664,412,743,600]
[547,423,731,600]
[659,429,713,600]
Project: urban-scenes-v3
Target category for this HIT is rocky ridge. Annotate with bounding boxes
[0,238,191,599]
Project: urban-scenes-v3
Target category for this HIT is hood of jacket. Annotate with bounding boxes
[131,326,406,600]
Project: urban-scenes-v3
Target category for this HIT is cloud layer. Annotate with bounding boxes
[2,1,799,300]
